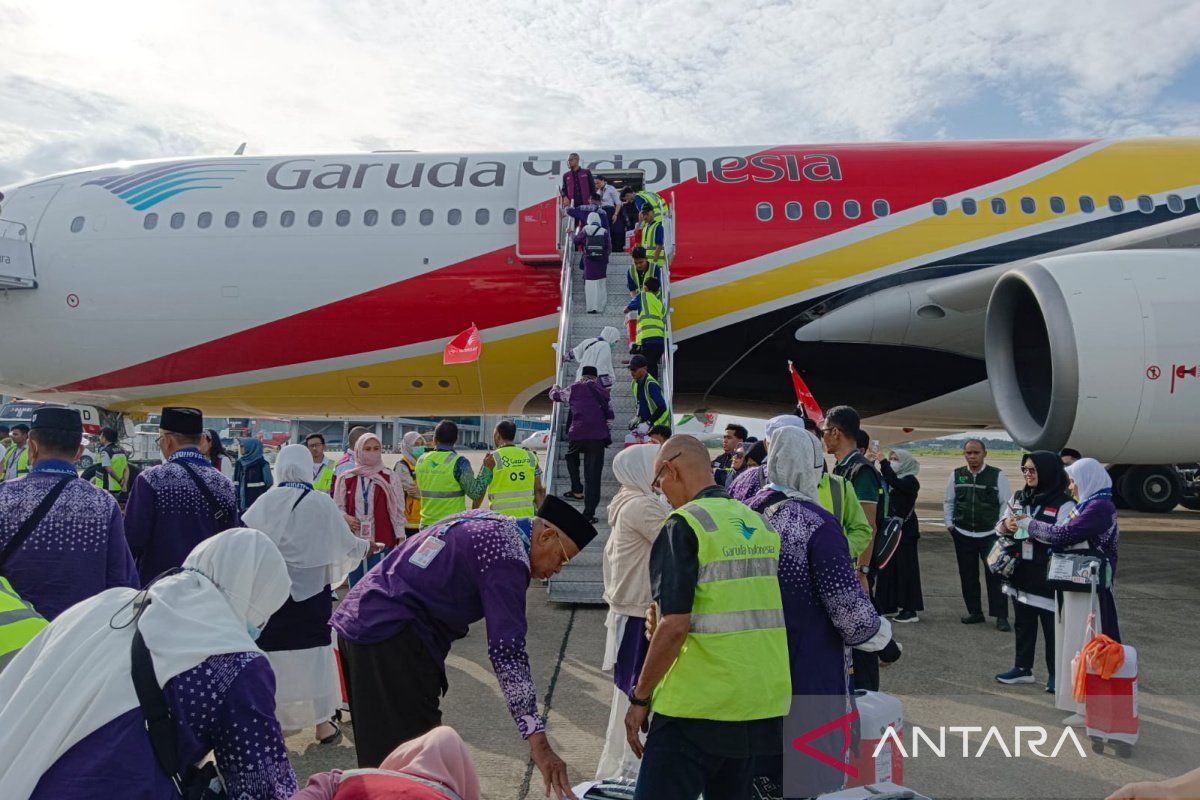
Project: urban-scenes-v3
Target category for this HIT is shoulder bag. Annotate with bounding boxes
[177,462,234,526]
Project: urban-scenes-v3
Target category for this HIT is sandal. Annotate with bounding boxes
[318,721,343,746]
[562,491,585,501]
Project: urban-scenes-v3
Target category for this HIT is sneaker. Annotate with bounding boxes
[1062,713,1086,727]
[1046,675,1056,694]
[960,613,985,624]
[995,617,1012,632]
[995,667,1035,685]
[894,610,920,623]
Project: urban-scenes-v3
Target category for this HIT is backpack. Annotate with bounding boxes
[584,228,607,260]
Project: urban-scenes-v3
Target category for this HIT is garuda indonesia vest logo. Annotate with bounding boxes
[736,519,757,541]
[83,160,261,211]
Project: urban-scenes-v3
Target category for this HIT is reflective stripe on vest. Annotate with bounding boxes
[632,376,670,427]
[0,576,48,670]
[641,219,664,266]
[628,264,658,294]
[652,496,790,722]
[313,461,335,493]
[416,450,466,527]
[488,445,537,518]
[636,191,667,219]
[635,290,665,344]
[818,473,843,521]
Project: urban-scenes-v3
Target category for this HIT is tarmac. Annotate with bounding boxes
[287,455,1200,799]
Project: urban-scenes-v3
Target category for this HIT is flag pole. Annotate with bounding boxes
[473,323,487,428]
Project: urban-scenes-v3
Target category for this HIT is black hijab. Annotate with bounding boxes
[1016,450,1071,508]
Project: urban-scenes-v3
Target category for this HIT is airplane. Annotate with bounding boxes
[1,139,1198,511]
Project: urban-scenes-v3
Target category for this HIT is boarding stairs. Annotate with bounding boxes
[546,205,676,604]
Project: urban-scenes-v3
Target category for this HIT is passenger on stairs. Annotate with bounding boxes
[566,192,611,231]
[560,152,593,208]
[648,425,672,444]
[549,366,614,524]
[574,212,611,314]
[629,355,671,434]
[567,326,621,388]
[626,277,666,378]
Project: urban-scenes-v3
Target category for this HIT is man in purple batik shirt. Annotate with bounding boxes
[560,152,594,208]
[332,498,598,800]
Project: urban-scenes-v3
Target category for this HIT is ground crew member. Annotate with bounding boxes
[629,355,670,432]
[819,466,874,560]
[634,189,667,220]
[331,497,598,798]
[91,427,129,498]
[625,435,789,799]
[123,407,240,584]
[0,426,10,478]
[635,205,665,270]
[0,407,136,631]
[305,432,336,493]
[626,277,666,378]
[476,420,545,517]
[943,438,1010,630]
[415,420,491,528]
[3,424,30,482]
[626,246,661,297]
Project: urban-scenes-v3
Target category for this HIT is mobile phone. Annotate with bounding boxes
[870,439,881,454]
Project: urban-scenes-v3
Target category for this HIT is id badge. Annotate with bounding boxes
[1022,541,1034,560]
[409,536,446,569]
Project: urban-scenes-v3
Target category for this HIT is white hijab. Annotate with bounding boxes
[1066,457,1112,503]
[243,444,368,601]
[584,211,603,235]
[0,528,290,799]
[764,414,807,448]
[612,443,660,497]
[766,426,823,504]
[573,326,619,383]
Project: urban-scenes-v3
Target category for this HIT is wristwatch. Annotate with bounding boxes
[628,690,651,707]
[856,564,872,575]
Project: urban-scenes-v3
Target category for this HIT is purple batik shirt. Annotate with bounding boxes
[728,464,766,503]
[33,652,297,799]
[0,460,137,620]
[749,492,881,696]
[561,167,594,206]
[331,511,545,738]
[123,448,241,585]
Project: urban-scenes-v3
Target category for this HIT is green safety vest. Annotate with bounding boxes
[4,447,29,482]
[641,218,664,267]
[652,496,790,721]
[313,459,335,493]
[488,445,537,518]
[628,264,659,294]
[91,445,128,494]
[416,449,466,527]
[636,190,667,219]
[818,473,872,560]
[632,375,671,428]
[0,576,47,671]
[952,465,1002,532]
[635,290,666,344]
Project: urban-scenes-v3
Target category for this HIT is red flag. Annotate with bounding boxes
[443,325,482,365]
[789,361,824,425]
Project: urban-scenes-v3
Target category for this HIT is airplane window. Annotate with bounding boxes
[1107,195,1125,213]
[990,198,1007,215]
[475,208,490,225]
[448,209,462,226]
[364,209,379,226]
[843,200,861,219]
[784,201,802,221]
[252,211,268,228]
[280,210,295,228]
[197,211,212,229]
[1049,196,1066,214]
[873,199,890,217]
[420,209,434,226]
[814,200,831,220]
[931,198,948,216]
[143,213,158,231]
[70,216,85,233]
[170,212,185,229]
[1020,197,1036,214]
[336,210,351,227]
[961,198,977,216]
[1167,194,1185,213]
[1136,195,1154,214]
[308,210,323,227]
[1079,195,1095,213]
[391,209,406,226]
[756,202,773,221]
[504,208,517,225]
[224,211,240,229]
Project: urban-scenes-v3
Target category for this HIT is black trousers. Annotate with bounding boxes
[1014,600,1055,673]
[339,628,445,767]
[639,339,664,379]
[566,439,606,517]
[852,647,880,692]
[951,531,1009,618]
[634,719,755,800]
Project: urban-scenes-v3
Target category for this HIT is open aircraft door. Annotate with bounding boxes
[516,162,561,263]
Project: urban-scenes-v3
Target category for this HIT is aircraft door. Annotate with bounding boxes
[516,162,561,263]
[0,183,62,241]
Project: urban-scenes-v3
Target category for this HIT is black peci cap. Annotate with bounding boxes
[628,354,648,370]
[536,495,598,552]
[582,365,599,377]
[160,407,203,435]
[30,406,82,433]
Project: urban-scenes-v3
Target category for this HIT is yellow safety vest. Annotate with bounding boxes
[313,459,335,493]
[0,576,47,671]
[635,290,666,344]
[628,264,659,294]
[488,445,537,518]
[636,190,667,219]
[91,446,128,494]
[632,375,671,428]
[416,449,466,527]
[652,496,790,721]
[641,218,664,267]
[3,447,29,482]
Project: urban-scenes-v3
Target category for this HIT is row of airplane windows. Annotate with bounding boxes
[68,207,522,233]
[755,193,1195,222]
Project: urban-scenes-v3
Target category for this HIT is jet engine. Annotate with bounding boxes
[984,250,1200,464]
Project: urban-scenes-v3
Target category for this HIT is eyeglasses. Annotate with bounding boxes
[555,533,570,566]
[652,454,680,490]
[819,425,840,437]
[1020,466,1037,474]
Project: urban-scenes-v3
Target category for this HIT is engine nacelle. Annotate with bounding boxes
[985,250,1200,463]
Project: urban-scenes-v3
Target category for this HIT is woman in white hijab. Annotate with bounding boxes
[0,528,297,799]
[596,443,667,780]
[244,443,369,743]
[570,325,621,388]
[573,210,612,313]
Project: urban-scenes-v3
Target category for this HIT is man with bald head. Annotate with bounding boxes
[334,425,372,479]
[625,435,789,800]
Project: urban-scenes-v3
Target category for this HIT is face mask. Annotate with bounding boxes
[412,446,426,458]
[246,622,262,641]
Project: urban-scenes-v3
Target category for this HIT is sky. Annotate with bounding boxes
[2,0,1200,185]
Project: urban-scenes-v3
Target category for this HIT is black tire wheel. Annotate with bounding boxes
[1108,465,1131,509]
[1091,737,1105,754]
[1123,465,1183,513]
[1116,742,1134,758]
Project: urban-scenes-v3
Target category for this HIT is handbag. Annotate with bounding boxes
[986,536,1021,578]
[178,462,235,526]
[1045,550,1112,593]
[871,509,912,570]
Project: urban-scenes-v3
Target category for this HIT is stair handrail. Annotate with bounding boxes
[544,209,575,498]
[660,193,677,419]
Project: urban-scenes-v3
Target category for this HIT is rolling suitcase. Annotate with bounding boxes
[1082,643,1138,757]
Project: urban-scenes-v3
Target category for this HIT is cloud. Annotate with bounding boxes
[1,0,1199,183]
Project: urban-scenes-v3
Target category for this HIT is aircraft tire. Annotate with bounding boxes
[1122,465,1183,514]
